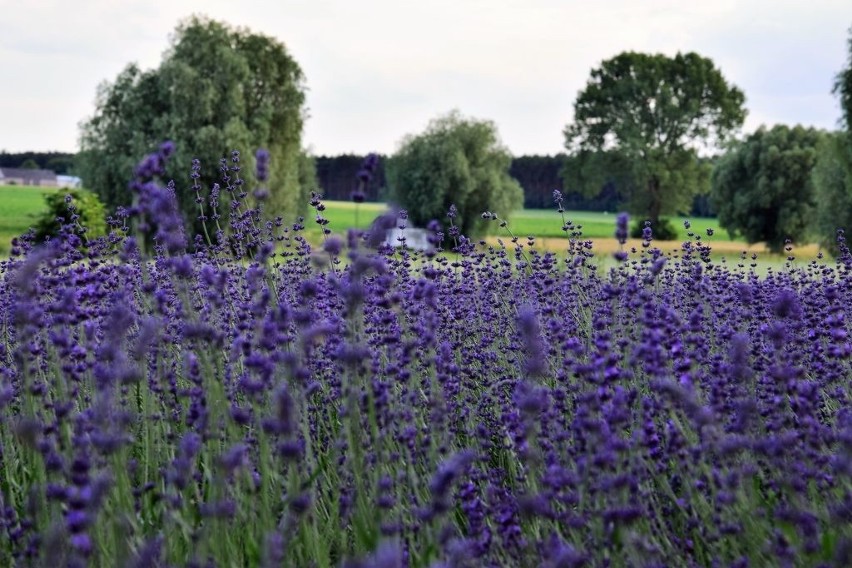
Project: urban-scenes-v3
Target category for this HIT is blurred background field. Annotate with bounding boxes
[0,185,57,255]
[1,184,825,269]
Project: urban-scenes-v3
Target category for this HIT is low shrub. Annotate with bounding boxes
[32,189,107,245]
[630,216,678,240]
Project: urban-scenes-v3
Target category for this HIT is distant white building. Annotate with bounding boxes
[57,175,82,189]
[0,168,59,187]
[385,227,433,252]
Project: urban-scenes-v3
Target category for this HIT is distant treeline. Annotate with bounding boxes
[510,154,621,211]
[313,153,603,210]
[1,151,713,216]
[0,152,76,174]
[316,153,714,216]
[314,154,388,202]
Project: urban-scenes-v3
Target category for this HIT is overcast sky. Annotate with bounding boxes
[1,0,850,157]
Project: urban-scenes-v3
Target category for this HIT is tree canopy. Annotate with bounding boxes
[710,124,824,253]
[813,133,852,253]
[563,51,746,236]
[386,112,523,237]
[77,16,312,234]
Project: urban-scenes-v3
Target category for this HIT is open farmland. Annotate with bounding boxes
[0,185,55,255]
[1,163,851,566]
[0,185,822,267]
[314,202,825,268]
[312,201,723,241]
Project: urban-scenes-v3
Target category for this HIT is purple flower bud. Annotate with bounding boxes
[323,235,344,256]
[255,148,270,182]
[180,432,202,457]
[363,153,379,173]
[650,257,666,276]
[771,289,801,320]
[615,212,629,244]
[217,444,247,474]
[517,306,547,377]
[70,533,93,555]
[430,450,475,504]
[66,510,89,533]
[159,141,175,159]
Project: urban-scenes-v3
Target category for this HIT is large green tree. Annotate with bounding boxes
[564,51,746,236]
[386,111,523,237]
[813,133,852,253]
[77,16,312,234]
[711,125,824,253]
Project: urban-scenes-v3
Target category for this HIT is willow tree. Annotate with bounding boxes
[386,111,523,237]
[78,16,313,234]
[814,26,852,254]
[711,125,824,253]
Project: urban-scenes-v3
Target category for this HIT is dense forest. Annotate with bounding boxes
[314,154,388,202]
[0,152,76,174]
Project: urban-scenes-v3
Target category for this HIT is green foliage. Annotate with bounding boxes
[710,125,824,253]
[813,133,852,254]
[564,51,745,234]
[814,27,852,255]
[19,158,40,169]
[45,155,76,175]
[508,154,568,209]
[33,189,107,245]
[386,111,523,236]
[77,15,311,234]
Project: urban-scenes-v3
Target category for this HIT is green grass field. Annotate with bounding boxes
[0,185,57,254]
[0,185,824,266]
[312,200,725,241]
[298,201,825,268]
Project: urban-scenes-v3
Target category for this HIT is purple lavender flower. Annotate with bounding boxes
[255,148,270,183]
[615,212,629,244]
[352,153,379,203]
[517,306,547,377]
[430,450,476,512]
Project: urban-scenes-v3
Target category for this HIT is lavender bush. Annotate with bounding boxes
[1,147,851,567]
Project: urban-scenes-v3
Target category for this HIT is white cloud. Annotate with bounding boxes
[0,0,849,155]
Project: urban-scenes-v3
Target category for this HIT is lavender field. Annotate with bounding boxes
[1,147,851,567]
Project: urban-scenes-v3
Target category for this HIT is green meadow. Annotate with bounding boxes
[0,185,57,254]
[0,185,824,266]
[315,200,723,241]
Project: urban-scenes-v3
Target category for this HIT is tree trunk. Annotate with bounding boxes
[647,175,662,226]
